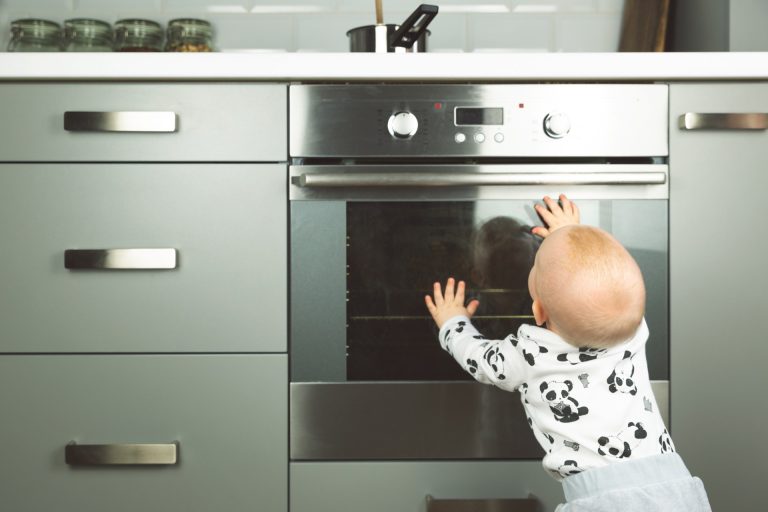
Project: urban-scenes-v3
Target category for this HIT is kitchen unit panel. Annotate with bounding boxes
[291,461,564,512]
[0,83,286,161]
[0,354,287,512]
[0,164,286,353]
[669,82,768,511]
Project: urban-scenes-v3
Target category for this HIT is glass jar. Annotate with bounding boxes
[63,18,113,52]
[7,19,61,52]
[165,18,213,52]
[114,19,163,52]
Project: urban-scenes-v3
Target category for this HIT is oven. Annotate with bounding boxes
[289,84,669,460]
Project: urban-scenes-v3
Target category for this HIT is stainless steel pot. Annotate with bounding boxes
[347,4,438,53]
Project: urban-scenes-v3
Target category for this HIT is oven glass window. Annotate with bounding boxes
[290,199,668,383]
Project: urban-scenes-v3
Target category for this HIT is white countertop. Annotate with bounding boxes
[1,52,767,81]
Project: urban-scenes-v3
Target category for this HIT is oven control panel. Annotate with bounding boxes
[290,84,669,158]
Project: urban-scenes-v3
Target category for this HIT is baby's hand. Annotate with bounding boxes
[425,277,479,329]
[532,194,580,238]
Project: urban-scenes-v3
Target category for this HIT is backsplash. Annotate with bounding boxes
[0,0,625,52]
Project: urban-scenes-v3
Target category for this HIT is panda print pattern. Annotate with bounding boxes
[659,428,675,454]
[540,380,589,423]
[557,459,583,477]
[483,345,506,380]
[438,316,671,479]
[510,332,548,366]
[557,346,608,364]
[597,422,647,459]
[607,350,638,395]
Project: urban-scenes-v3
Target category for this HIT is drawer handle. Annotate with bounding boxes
[63,111,177,132]
[65,442,179,466]
[64,248,178,270]
[679,113,768,131]
[426,495,539,512]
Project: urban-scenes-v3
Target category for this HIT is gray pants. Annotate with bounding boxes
[555,453,712,512]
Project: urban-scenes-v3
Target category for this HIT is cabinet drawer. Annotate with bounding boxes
[291,461,564,512]
[0,83,285,161]
[0,354,287,512]
[0,164,286,353]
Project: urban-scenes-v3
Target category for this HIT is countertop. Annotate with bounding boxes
[1,52,767,81]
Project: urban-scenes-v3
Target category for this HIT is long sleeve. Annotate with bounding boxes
[438,315,526,391]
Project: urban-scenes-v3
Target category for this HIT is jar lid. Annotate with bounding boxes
[11,18,61,39]
[64,18,112,41]
[115,18,163,36]
[167,18,212,38]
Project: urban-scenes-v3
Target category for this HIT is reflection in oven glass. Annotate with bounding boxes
[346,202,541,381]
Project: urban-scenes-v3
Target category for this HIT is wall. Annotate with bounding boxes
[0,0,626,52]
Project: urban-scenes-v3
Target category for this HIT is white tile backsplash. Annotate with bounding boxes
[0,0,625,52]
[469,13,553,52]
[555,13,621,52]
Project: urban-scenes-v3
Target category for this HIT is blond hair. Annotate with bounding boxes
[533,225,645,348]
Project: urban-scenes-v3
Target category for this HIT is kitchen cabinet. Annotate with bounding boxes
[0,83,285,161]
[669,82,768,511]
[0,83,289,512]
[291,461,563,512]
[0,355,287,512]
[0,163,286,353]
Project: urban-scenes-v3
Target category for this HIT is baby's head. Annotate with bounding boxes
[527,225,645,348]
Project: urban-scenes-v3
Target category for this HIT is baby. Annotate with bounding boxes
[425,195,711,511]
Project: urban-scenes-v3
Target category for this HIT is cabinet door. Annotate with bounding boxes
[669,83,768,511]
[0,83,286,162]
[0,164,286,353]
[0,354,287,512]
[291,461,564,512]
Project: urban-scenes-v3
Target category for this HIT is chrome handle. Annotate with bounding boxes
[294,172,667,188]
[65,442,178,466]
[679,113,768,131]
[64,111,177,132]
[426,495,539,512]
[65,248,178,270]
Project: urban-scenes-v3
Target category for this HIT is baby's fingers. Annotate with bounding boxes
[455,280,467,304]
[443,277,456,303]
[432,281,444,306]
[425,295,437,316]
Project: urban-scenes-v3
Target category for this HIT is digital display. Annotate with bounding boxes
[455,107,504,126]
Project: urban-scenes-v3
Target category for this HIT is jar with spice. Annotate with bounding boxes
[7,18,61,52]
[63,18,113,52]
[114,18,163,52]
[165,18,213,52]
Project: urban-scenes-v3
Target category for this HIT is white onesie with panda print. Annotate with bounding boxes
[438,315,674,480]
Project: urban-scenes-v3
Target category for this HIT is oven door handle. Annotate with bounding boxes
[293,171,667,188]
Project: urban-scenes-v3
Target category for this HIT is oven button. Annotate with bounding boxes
[494,132,504,143]
[387,111,419,139]
[543,112,571,139]
[474,133,486,143]
[454,133,466,143]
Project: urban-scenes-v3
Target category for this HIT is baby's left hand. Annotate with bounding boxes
[425,277,479,329]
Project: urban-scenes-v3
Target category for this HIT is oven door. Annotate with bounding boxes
[290,163,669,460]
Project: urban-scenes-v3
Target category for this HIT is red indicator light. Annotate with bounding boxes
[518,103,525,108]
[434,102,443,110]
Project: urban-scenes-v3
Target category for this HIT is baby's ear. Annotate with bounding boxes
[532,299,548,326]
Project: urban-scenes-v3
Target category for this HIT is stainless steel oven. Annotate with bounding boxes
[289,84,669,460]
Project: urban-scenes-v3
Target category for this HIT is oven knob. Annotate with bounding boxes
[387,111,419,139]
[543,112,571,139]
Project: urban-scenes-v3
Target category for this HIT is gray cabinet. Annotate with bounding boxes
[0,355,287,512]
[291,461,564,512]
[0,83,289,512]
[0,163,286,353]
[669,82,768,511]
[0,83,286,161]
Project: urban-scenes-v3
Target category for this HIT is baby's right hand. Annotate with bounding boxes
[425,277,479,329]
[532,194,580,238]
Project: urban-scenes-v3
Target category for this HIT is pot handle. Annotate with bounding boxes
[390,4,439,49]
